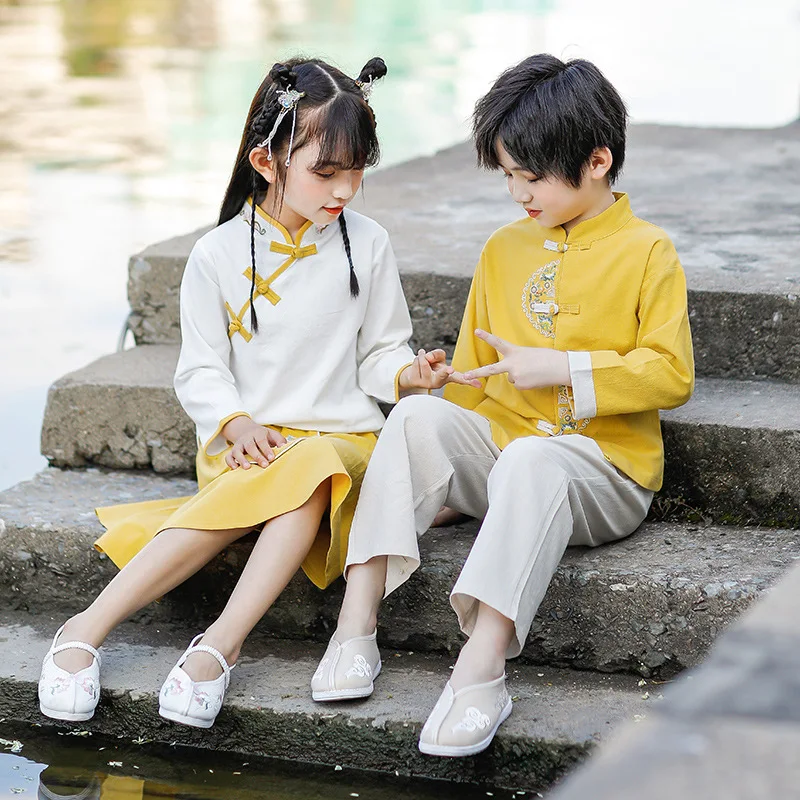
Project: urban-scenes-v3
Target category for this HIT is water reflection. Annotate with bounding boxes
[0,0,798,491]
[1,725,505,800]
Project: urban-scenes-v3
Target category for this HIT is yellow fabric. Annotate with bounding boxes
[444,193,694,492]
[226,203,317,329]
[95,427,377,589]
[100,775,146,799]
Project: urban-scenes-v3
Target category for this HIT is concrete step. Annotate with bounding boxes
[40,346,800,526]
[2,468,797,679]
[128,126,800,382]
[0,610,673,791]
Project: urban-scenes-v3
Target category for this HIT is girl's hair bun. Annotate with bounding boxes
[357,57,387,84]
[269,62,298,89]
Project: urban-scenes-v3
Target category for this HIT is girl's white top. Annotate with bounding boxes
[174,203,416,454]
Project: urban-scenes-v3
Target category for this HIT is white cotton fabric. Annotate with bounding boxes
[345,394,653,657]
[173,204,415,454]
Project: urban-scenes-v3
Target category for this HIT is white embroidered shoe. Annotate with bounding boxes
[311,630,381,701]
[38,626,101,722]
[158,634,232,729]
[418,674,512,757]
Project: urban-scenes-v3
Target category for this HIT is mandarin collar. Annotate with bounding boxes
[243,199,338,247]
[535,192,633,247]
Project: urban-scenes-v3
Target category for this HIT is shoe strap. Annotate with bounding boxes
[50,640,101,667]
[179,637,233,684]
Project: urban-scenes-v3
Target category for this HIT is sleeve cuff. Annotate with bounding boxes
[393,361,430,402]
[567,351,598,419]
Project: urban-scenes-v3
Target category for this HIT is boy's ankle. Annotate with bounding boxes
[333,617,377,643]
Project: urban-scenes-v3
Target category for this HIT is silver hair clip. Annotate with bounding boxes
[257,87,306,166]
[355,77,374,101]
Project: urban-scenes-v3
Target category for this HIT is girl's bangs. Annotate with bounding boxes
[304,95,380,171]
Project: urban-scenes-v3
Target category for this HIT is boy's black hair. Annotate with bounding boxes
[473,54,627,188]
[218,56,387,332]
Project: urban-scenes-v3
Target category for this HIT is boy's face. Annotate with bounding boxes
[495,141,609,233]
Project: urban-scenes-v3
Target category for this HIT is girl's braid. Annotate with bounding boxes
[338,211,359,298]
[246,65,298,333]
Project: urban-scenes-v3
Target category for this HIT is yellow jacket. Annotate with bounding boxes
[444,193,694,491]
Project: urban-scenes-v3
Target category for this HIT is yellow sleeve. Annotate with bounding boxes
[589,238,694,416]
[443,252,494,410]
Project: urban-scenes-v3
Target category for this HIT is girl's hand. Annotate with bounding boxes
[398,349,451,391]
[223,419,287,470]
[462,329,571,390]
[399,349,479,392]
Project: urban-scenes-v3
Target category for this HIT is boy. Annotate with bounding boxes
[311,54,694,757]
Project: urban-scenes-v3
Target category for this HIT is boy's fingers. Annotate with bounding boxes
[463,360,508,380]
[447,371,483,387]
[475,329,512,355]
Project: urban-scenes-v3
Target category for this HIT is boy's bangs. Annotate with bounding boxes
[304,94,380,171]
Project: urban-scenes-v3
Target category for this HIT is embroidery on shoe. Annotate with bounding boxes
[77,677,98,700]
[162,677,185,696]
[48,676,72,696]
[452,706,491,733]
[522,259,560,338]
[192,690,221,712]
[345,654,372,680]
[313,657,329,683]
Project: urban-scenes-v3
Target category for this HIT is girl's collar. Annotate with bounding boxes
[248,198,313,246]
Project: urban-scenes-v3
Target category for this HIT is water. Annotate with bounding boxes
[1,723,515,800]
[0,0,799,491]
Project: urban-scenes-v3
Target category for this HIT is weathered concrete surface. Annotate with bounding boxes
[0,612,647,791]
[660,377,800,526]
[2,468,797,678]
[40,346,800,526]
[549,561,800,799]
[127,226,212,346]
[128,124,800,382]
[40,345,194,473]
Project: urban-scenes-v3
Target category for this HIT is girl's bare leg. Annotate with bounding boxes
[448,602,514,691]
[54,524,254,673]
[331,555,388,642]
[180,479,332,681]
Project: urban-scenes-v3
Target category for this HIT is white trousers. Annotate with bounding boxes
[346,395,653,657]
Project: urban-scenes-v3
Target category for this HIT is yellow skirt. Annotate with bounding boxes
[94,427,377,589]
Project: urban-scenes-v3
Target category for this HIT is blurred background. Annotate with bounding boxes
[1,0,799,491]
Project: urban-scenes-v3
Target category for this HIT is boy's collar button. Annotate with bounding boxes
[544,239,567,252]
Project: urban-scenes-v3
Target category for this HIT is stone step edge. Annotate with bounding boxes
[126,227,800,383]
[39,345,800,528]
[1,611,649,792]
[3,467,798,679]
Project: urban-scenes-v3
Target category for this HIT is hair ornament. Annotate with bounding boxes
[354,57,387,103]
[355,76,374,100]
[257,85,306,166]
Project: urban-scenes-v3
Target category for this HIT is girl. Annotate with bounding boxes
[311,54,693,757]
[38,56,458,729]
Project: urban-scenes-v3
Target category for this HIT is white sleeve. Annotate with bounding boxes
[173,240,248,455]
[567,350,598,419]
[356,233,416,403]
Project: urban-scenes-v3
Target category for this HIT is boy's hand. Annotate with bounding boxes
[223,417,287,470]
[462,329,571,390]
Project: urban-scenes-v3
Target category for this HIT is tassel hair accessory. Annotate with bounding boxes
[258,67,305,166]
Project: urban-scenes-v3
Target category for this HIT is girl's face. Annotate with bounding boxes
[495,141,613,233]
[255,141,364,235]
